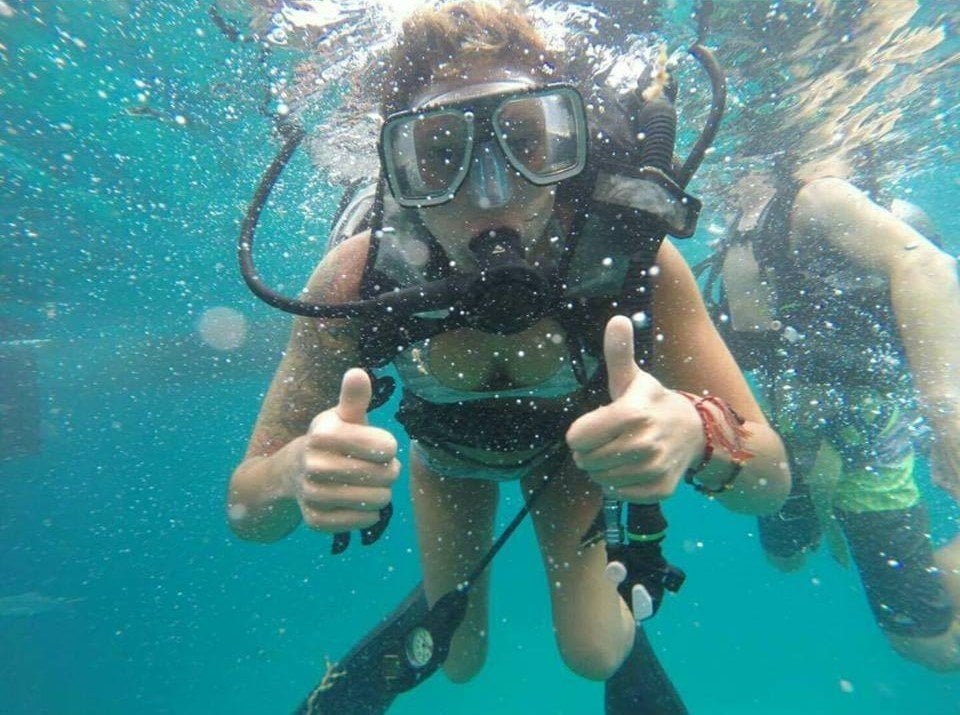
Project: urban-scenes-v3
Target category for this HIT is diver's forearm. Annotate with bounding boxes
[227,437,305,542]
[700,422,790,515]
[891,252,960,429]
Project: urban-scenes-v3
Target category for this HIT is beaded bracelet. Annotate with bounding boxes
[692,460,744,496]
[678,391,754,496]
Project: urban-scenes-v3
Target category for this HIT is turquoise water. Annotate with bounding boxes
[2,2,959,713]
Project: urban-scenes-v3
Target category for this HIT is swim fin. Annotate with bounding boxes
[293,584,430,715]
[605,626,688,714]
[295,583,688,715]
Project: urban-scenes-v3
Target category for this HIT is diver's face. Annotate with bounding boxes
[418,161,557,261]
[412,70,558,263]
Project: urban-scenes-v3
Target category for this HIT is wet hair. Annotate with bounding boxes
[381,1,560,116]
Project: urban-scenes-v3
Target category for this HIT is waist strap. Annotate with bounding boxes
[396,390,591,456]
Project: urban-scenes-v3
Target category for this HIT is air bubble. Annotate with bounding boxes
[197,306,247,351]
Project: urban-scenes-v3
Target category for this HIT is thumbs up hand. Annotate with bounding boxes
[566,316,705,503]
[291,368,400,532]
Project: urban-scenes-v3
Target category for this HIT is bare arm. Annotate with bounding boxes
[792,178,960,502]
[227,234,371,541]
[652,240,791,514]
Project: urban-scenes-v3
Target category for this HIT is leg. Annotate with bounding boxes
[605,504,689,714]
[936,536,960,608]
[836,503,957,670]
[523,457,634,680]
[410,449,497,683]
[757,444,824,571]
[605,626,689,715]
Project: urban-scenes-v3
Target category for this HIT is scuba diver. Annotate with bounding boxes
[698,164,960,672]
[227,1,790,711]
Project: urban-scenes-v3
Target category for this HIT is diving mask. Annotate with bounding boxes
[379,82,588,208]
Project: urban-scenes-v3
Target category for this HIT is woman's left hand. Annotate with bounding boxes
[566,315,704,503]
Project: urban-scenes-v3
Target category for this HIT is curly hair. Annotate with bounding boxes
[380,1,560,115]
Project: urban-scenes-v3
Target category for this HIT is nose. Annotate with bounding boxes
[465,139,513,209]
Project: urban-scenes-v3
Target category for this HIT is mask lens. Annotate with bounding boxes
[494,89,586,184]
[382,110,472,206]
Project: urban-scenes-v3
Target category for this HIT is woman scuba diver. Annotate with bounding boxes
[227,0,789,710]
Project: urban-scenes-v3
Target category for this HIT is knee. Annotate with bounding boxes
[886,627,960,674]
[557,628,633,681]
[442,655,486,684]
[442,633,488,683]
[764,550,808,573]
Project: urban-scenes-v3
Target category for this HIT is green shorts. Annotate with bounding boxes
[768,381,921,513]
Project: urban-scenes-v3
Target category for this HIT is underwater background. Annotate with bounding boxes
[1,1,959,713]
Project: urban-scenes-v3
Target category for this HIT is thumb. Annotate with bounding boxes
[335,368,372,424]
[604,315,640,401]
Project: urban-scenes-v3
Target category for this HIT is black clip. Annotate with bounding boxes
[331,503,394,555]
[579,508,606,549]
[329,369,394,556]
[660,564,686,594]
[369,374,396,411]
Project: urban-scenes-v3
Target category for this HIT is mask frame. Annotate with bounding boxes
[379,83,588,208]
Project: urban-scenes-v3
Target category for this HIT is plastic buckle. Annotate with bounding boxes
[331,503,394,554]
[661,564,686,593]
[603,497,626,546]
[631,584,655,624]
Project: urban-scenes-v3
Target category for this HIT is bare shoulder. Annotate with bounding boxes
[651,239,703,317]
[302,230,372,302]
[653,239,689,273]
[649,239,714,362]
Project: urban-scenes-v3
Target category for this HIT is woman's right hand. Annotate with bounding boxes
[291,368,401,533]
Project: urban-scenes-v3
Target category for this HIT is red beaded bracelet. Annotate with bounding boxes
[678,391,753,496]
[682,396,714,476]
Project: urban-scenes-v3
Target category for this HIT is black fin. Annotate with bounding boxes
[605,627,688,714]
[294,584,430,715]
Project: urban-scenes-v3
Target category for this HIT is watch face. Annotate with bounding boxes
[405,626,434,668]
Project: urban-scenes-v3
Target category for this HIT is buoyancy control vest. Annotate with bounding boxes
[699,181,910,393]
[320,71,712,467]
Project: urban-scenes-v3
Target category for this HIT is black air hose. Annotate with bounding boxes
[635,97,677,174]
